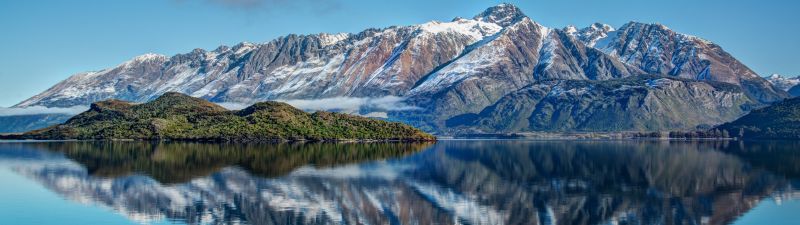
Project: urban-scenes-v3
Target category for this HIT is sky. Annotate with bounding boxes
[0,0,799,107]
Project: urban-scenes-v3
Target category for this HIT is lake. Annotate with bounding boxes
[0,140,798,225]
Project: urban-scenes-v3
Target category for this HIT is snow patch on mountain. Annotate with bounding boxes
[537,27,557,70]
[407,34,505,95]
[270,54,345,95]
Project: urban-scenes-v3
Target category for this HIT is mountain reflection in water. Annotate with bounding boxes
[1,140,798,225]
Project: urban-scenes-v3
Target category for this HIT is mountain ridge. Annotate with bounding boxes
[8,4,790,134]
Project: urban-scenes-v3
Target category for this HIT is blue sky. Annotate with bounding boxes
[1,0,798,107]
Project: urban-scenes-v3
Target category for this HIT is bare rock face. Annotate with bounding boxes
[11,4,790,133]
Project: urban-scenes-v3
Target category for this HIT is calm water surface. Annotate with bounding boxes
[0,140,798,225]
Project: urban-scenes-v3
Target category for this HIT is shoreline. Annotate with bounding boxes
[0,136,437,143]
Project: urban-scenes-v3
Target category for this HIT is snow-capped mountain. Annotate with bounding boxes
[17,8,509,107]
[563,22,615,47]
[10,4,789,133]
[766,74,800,91]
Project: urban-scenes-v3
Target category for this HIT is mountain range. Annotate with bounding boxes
[766,74,800,96]
[5,4,790,134]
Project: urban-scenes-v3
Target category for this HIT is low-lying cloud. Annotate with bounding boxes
[0,106,88,117]
[216,102,251,110]
[280,96,419,113]
[216,96,419,118]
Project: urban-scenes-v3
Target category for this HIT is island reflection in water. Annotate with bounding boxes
[1,140,799,225]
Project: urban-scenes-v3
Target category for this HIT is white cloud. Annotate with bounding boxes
[0,106,88,116]
[215,102,250,110]
[361,112,388,118]
[213,96,419,117]
[278,96,420,113]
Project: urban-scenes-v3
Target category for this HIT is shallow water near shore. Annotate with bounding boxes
[0,140,798,225]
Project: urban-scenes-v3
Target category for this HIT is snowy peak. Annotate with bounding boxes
[564,22,615,47]
[766,74,800,91]
[473,3,526,27]
[611,21,677,43]
[589,22,614,32]
[317,33,351,46]
[416,19,502,41]
[564,25,578,35]
[120,53,168,69]
[614,21,712,44]
[127,53,168,65]
[617,21,678,34]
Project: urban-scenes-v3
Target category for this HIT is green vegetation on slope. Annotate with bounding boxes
[717,97,800,139]
[10,92,435,142]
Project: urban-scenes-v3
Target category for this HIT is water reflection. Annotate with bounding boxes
[1,140,798,225]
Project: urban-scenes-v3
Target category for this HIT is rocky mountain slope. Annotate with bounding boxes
[431,75,753,133]
[10,92,434,141]
[9,4,789,133]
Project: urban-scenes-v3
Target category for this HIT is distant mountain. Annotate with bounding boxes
[9,4,789,133]
[717,97,800,139]
[766,74,800,96]
[10,92,434,141]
